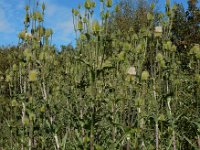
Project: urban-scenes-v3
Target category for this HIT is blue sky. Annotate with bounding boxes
[0,0,188,48]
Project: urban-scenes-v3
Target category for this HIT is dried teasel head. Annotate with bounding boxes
[25,33,33,41]
[154,26,163,37]
[127,66,136,76]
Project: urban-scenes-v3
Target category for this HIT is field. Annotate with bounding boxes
[0,0,200,149]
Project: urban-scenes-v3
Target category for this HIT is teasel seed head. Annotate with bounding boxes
[18,31,26,40]
[92,20,100,34]
[147,12,154,21]
[141,70,149,81]
[156,53,165,68]
[23,117,29,126]
[127,66,136,76]
[29,70,38,82]
[5,74,12,82]
[72,9,79,16]
[24,13,30,23]
[156,53,164,62]
[42,2,45,11]
[104,11,110,19]
[80,33,87,41]
[106,0,112,8]
[25,5,29,11]
[13,64,17,71]
[115,5,120,12]
[11,99,18,107]
[45,28,53,37]
[29,113,36,122]
[84,0,92,9]
[154,26,163,37]
[78,21,83,31]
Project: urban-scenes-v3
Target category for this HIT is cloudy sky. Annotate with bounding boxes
[0,0,188,48]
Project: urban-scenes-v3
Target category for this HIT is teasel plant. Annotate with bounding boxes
[1,0,200,149]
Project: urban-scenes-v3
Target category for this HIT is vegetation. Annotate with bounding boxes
[0,0,200,149]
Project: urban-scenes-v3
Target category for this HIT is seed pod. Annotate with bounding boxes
[23,117,29,126]
[36,12,43,22]
[91,2,96,8]
[171,45,177,52]
[104,11,110,19]
[29,113,36,122]
[92,21,100,34]
[18,31,26,40]
[154,26,162,37]
[156,53,165,68]
[80,34,87,41]
[84,0,91,9]
[25,5,29,11]
[147,12,154,21]
[158,114,165,121]
[141,70,149,81]
[190,44,200,55]
[40,105,46,113]
[13,64,17,71]
[72,9,79,16]
[45,29,53,37]
[29,70,38,82]
[78,21,83,31]
[42,2,45,11]
[24,13,30,23]
[117,51,125,61]
[127,66,136,76]
[156,53,164,62]
[115,5,120,12]
[11,99,18,107]
[106,0,112,8]
[6,75,12,82]
[132,34,138,41]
